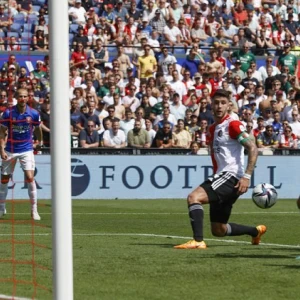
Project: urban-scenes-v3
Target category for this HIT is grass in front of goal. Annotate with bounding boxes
[0,199,300,300]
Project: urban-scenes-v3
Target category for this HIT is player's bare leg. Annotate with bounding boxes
[25,170,40,221]
[174,187,209,249]
[0,175,10,218]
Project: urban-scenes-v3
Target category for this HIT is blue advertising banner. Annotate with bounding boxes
[4,155,298,200]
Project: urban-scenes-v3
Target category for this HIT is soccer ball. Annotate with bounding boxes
[252,183,278,209]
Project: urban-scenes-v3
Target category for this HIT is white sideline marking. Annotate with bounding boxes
[0,295,31,300]
[0,233,299,249]
[4,212,300,215]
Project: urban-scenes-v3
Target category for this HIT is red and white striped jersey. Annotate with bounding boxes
[208,115,248,179]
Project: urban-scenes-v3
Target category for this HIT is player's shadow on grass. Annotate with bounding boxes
[265,264,300,269]
[215,253,294,259]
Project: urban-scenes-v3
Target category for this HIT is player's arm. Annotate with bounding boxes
[34,125,43,147]
[0,125,8,160]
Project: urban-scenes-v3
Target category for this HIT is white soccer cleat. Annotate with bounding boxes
[31,211,41,221]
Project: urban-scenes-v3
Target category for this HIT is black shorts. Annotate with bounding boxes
[200,172,240,224]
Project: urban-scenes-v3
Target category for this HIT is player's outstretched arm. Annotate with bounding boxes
[235,138,258,195]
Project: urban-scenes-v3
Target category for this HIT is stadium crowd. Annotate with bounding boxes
[0,0,300,152]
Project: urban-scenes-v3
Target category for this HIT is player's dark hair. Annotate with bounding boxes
[213,89,230,101]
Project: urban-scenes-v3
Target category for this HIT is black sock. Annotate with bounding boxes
[188,203,204,241]
[226,223,258,237]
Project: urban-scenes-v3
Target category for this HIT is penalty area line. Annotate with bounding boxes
[5,211,300,215]
[0,232,299,249]
[0,295,31,300]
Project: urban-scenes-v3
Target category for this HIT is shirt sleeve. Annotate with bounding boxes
[228,120,249,142]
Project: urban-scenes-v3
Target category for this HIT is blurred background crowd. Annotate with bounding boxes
[0,0,300,153]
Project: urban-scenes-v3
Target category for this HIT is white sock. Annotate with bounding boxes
[28,181,38,211]
[0,182,8,211]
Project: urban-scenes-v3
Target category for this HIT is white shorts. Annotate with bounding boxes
[1,151,35,175]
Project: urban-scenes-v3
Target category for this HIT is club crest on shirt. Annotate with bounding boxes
[239,125,246,132]
[26,117,32,123]
[218,130,223,137]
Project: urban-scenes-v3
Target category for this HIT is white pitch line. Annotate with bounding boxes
[0,295,31,300]
[3,212,300,215]
[0,232,299,249]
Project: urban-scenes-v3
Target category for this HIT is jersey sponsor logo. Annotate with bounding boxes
[218,130,223,137]
[26,116,32,123]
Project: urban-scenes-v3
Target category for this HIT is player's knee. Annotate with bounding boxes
[187,192,199,205]
[26,177,34,183]
[211,225,226,237]
[1,176,10,184]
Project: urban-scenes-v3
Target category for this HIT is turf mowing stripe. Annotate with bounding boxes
[0,233,299,249]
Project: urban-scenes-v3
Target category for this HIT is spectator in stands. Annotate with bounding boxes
[163,18,182,46]
[69,0,87,25]
[122,84,140,113]
[181,50,201,78]
[2,55,20,75]
[154,106,176,129]
[35,16,49,37]
[272,110,283,135]
[72,26,89,49]
[90,39,109,73]
[137,45,157,80]
[70,43,87,71]
[127,120,150,148]
[193,118,209,148]
[229,42,256,73]
[103,120,127,148]
[245,121,256,144]
[115,45,132,78]
[195,98,214,125]
[258,56,281,83]
[257,124,279,150]
[0,4,12,32]
[40,97,51,147]
[83,100,101,131]
[149,9,167,36]
[120,108,135,137]
[170,92,186,120]
[151,121,173,148]
[7,36,21,51]
[32,30,48,51]
[16,0,33,16]
[172,119,192,149]
[188,141,201,155]
[70,98,85,130]
[279,124,298,148]
[277,43,298,75]
[79,120,99,148]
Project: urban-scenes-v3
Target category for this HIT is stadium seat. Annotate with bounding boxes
[173,47,186,55]
[69,33,74,45]
[0,31,5,38]
[10,23,22,32]
[27,14,38,24]
[32,5,41,12]
[37,0,47,5]
[21,44,30,51]
[13,14,25,25]
[7,32,20,39]
[44,15,49,25]
[70,24,79,34]
[21,32,33,40]
[23,23,33,33]
[92,7,100,15]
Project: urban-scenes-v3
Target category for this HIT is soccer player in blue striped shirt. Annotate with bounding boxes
[0,89,43,220]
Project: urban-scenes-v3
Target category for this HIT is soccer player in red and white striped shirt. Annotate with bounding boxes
[175,89,266,249]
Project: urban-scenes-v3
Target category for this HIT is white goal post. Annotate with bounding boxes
[49,0,74,299]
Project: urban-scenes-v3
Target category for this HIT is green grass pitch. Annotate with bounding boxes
[0,199,300,300]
